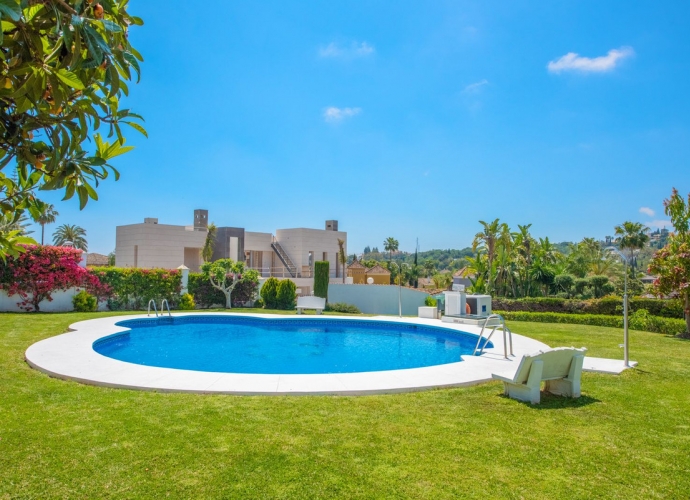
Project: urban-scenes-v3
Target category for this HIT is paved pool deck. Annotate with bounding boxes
[24,313,632,395]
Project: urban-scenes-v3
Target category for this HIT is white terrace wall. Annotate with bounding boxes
[0,288,111,312]
[327,284,430,316]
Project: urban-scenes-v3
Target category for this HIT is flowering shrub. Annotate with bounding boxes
[0,245,108,312]
[92,267,182,310]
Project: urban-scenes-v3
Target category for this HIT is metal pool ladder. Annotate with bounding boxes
[147,299,158,317]
[147,299,172,317]
[472,314,514,360]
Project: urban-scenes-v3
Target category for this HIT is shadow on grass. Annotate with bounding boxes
[498,392,601,409]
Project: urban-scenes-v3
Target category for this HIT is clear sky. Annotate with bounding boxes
[28,1,690,255]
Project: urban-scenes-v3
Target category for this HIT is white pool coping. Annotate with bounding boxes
[25,313,551,395]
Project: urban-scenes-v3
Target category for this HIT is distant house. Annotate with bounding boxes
[86,253,110,267]
[346,259,366,283]
[364,264,390,285]
[453,268,472,288]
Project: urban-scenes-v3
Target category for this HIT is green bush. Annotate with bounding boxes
[254,298,264,308]
[72,290,97,312]
[424,296,437,307]
[260,277,280,309]
[178,293,196,310]
[91,267,182,310]
[496,310,686,336]
[187,273,225,309]
[492,297,685,319]
[276,279,297,310]
[313,261,329,301]
[325,302,361,314]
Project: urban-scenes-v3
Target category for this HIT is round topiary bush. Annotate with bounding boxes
[72,290,97,312]
[178,293,196,310]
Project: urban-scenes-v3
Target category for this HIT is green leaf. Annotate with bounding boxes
[55,69,85,90]
[123,121,147,138]
[99,19,122,32]
[0,0,21,22]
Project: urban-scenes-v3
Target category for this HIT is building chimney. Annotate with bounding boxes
[325,220,338,231]
[144,218,158,224]
[194,209,208,230]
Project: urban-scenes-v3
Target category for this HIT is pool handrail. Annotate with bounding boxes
[472,314,514,360]
[161,299,171,317]
[147,299,158,317]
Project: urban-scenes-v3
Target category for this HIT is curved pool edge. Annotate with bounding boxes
[25,312,550,396]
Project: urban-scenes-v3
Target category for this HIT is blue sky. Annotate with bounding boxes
[29,1,690,255]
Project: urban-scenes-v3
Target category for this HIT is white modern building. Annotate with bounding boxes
[115,210,347,294]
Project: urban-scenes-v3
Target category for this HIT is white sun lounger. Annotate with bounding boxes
[492,347,587,404]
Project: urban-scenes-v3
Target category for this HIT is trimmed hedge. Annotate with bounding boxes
[493,297,684,319]
[496,310,687,336]
[91,267,182,310]
[313,261,329,301]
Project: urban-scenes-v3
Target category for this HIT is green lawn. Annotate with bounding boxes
[1,311,689,499]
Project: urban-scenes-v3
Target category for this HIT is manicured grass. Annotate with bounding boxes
[1,311,689,498]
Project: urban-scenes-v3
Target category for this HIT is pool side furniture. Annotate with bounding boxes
[296,296,326,315]
[491,347,587,404]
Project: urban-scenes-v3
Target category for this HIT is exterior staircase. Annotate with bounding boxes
[271,239,297,278]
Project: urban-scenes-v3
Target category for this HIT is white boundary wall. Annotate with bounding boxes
[327,284,430,316]
[0,288,109,312]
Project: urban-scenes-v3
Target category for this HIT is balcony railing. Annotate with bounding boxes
[248,266,343,279]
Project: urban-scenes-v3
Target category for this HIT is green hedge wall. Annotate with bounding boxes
[91,267,182,310]
[313,261,329,301]
[187,273,225,309]
[496,310,687,336]
[493,297,684,319]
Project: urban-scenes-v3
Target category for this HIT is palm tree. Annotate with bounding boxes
[202,223,217,262]
[53,224,87,251]
[614,221,650,278]
[383,237,399,263]
[33,204,59,245]
[337,238,347,283]
[473,219,507,292]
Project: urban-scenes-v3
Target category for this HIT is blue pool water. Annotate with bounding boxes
[94,316,490,374]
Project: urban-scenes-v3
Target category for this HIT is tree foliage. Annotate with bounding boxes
[201,259,259,309]
[52,222,86,250]
[0,0,145,258]
[649,188,690,335]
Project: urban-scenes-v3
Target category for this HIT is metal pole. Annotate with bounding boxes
[623,259,629,367]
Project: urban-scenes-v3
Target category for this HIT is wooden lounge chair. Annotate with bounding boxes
[491,347,587,404]
[296,296,326,315]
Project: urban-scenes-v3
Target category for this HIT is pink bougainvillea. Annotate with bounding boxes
[0,245,109,312]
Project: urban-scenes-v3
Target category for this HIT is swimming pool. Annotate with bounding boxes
[25,313,548,395]
[95,316,492,374]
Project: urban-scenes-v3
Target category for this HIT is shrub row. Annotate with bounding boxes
[324,302,361,314]
[493,297,684,319]
[90,267,182,310]
[496,310,687,336]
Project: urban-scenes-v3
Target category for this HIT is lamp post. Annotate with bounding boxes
[606,247,630,367]
[390,262,408,318]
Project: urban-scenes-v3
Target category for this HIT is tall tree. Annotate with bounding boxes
[0,0,145,258]
[202,223,217,262]
[53,224,87,251]
[33,204,59,245]
[337,238,347,283]
[383,237,399,263]
[648,188,690,336]
[473,219,507,292]
[615,221,650,278]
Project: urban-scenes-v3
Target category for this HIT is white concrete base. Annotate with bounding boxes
[583,357,638,374]
[25,313,550,395]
